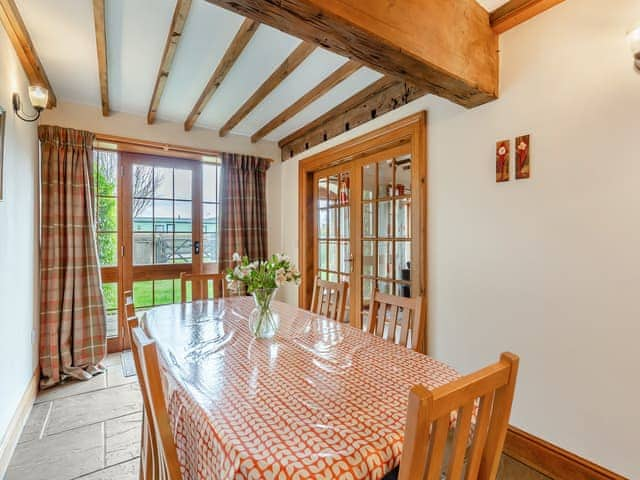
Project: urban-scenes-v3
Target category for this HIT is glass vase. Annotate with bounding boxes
[248,288,279,339]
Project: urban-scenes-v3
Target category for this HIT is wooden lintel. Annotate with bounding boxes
[92,0,109,116]
[251,59,361,143]
[491,0,565,34]
[279,76,429,159]
[184,18,258,131]
[0,0,56,108]
[205,0,498,109]
[147,0,192,124]
[219,41,316,137]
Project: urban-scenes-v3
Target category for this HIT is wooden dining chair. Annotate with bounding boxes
[368,291,423,351]
[132,325,183,480]
[122,290,137,350]
[180,272,227,303]
[397,352,520,480]
[310,277,349,323]
[127,315,157,480]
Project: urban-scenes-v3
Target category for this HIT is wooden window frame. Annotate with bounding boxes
[298,111,428,352]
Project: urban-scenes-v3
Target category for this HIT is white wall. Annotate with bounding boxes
[269,0,640,477]
[0,27,40,443]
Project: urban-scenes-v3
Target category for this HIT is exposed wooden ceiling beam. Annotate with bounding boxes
[0,0,56,108]
[184,18,258,131]
[219,41,316,137]
[279,76,429,158]
[204,0,497,109]
[251,60,361,143]
[92,0,109,116]
[490,0,565,34]
[147,0,192,124]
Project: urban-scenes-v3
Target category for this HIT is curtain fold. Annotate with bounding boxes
[39,125,106,389]
[217,153,269,271]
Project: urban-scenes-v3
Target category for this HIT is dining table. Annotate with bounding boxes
[143,296,462,480]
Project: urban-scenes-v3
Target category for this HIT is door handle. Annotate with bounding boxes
[193,241,200,255]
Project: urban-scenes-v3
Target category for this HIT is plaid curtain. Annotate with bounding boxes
[217,153,269,271]
[39,125,106,389]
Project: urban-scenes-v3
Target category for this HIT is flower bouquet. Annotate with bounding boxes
[226,253,301,338]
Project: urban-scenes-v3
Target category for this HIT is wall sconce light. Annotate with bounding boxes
[628,24,640,72]
[12,85,48,122]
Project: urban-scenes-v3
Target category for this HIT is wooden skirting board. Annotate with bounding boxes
[505,426,629,480]
[0,368,39,478]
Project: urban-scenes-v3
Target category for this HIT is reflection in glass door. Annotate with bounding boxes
[314,166,353,323]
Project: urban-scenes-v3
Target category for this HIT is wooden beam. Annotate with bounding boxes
[251,60,360,143]
[92,0,109,116]
[147,0,192,124]
[490,0,565,34]
[0,0,56,108]
[204,0,497,109]
[219,41,316,137]
[184,18,258,131]
[279,76,429,159]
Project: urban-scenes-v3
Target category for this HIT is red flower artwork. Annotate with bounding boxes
[515,135,530,179]
[496,140,510,182]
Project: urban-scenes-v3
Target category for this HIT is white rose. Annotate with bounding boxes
[232,252,241,262]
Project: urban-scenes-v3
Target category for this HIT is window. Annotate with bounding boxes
[93,150,119,267]
[202,162,220,263]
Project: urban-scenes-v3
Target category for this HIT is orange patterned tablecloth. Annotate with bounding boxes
[144,298,460,480]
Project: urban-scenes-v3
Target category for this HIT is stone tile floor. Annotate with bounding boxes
[5,353,551,480]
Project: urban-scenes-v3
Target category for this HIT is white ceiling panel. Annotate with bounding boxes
[157,1,245,125]
[232,48,349,137]
[15,0,100,106]
[195,24,301,131]
[267,67,384,142]
[106,0,176,116]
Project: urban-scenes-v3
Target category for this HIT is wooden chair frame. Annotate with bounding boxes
[310,277,349,323]
[132,326,182,480]
[179,272,227,303]
[368,291,423,350]
[398,352,520,480]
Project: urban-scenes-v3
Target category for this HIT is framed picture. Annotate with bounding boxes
[496,139,510,182]
[515,134,530,179]
[0,106,5,201]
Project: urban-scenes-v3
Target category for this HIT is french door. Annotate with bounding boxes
[312,144,420,334]
[100,151,221,352]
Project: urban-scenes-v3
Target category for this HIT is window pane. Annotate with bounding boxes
[395,198,411,238]
[327,175,339,207]
[395,155,411,195]
[395,241,411,281]
[155,233,173,264]
[174,169,192,200]
[395,282,411,298]
[377,280,392,294]
[133,281,153,308]
[153,280,174,305]
[328,241,338,271]
[318,178,328,207]
[174,233,192,264]
[378,200,392,237]
[318,209,328,239]
[133,165,153,198]
[97,233,117,266]
[203,163,219,202]
[378,160,393,198]
[175,200,192,231]
[339,207,349,237]
[133,199,153,231]
[328,208,337,238]
[339,173,350,205]
[203,233,217,263]
[339,241,350,273]
[362,240,375,276]
[96,152,117,196]
[203,203,217,233]
[102,282,118,338]
[133,233,153,265]
[154,167,173,199]
[328,272,338,282]
[362,203,374,238]
[318,241,328,270]
[378,241,392,278]
[154,199,173,228]
[362,164,375,200]
[97,197,117,231]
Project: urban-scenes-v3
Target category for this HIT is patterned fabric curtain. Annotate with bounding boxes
[217,153,269,271]
[39,125,106,389]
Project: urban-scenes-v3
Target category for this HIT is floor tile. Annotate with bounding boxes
[105,412,142,466]
[499,455,552,480]
[5,423,104,480]
[76,459,139,480]
[46,383,142,435]
[17,401,51,444]
[101,353,122,368]
[35,373,107,404]
[106,364,137,388]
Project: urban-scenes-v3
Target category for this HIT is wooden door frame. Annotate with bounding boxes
[298,111,428,352]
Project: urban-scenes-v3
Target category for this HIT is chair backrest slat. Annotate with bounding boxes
[180,273,227,303]
[368,291,423,350]
[398,352,519,480]
[132,327,182,480]
[310,277,348,323]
